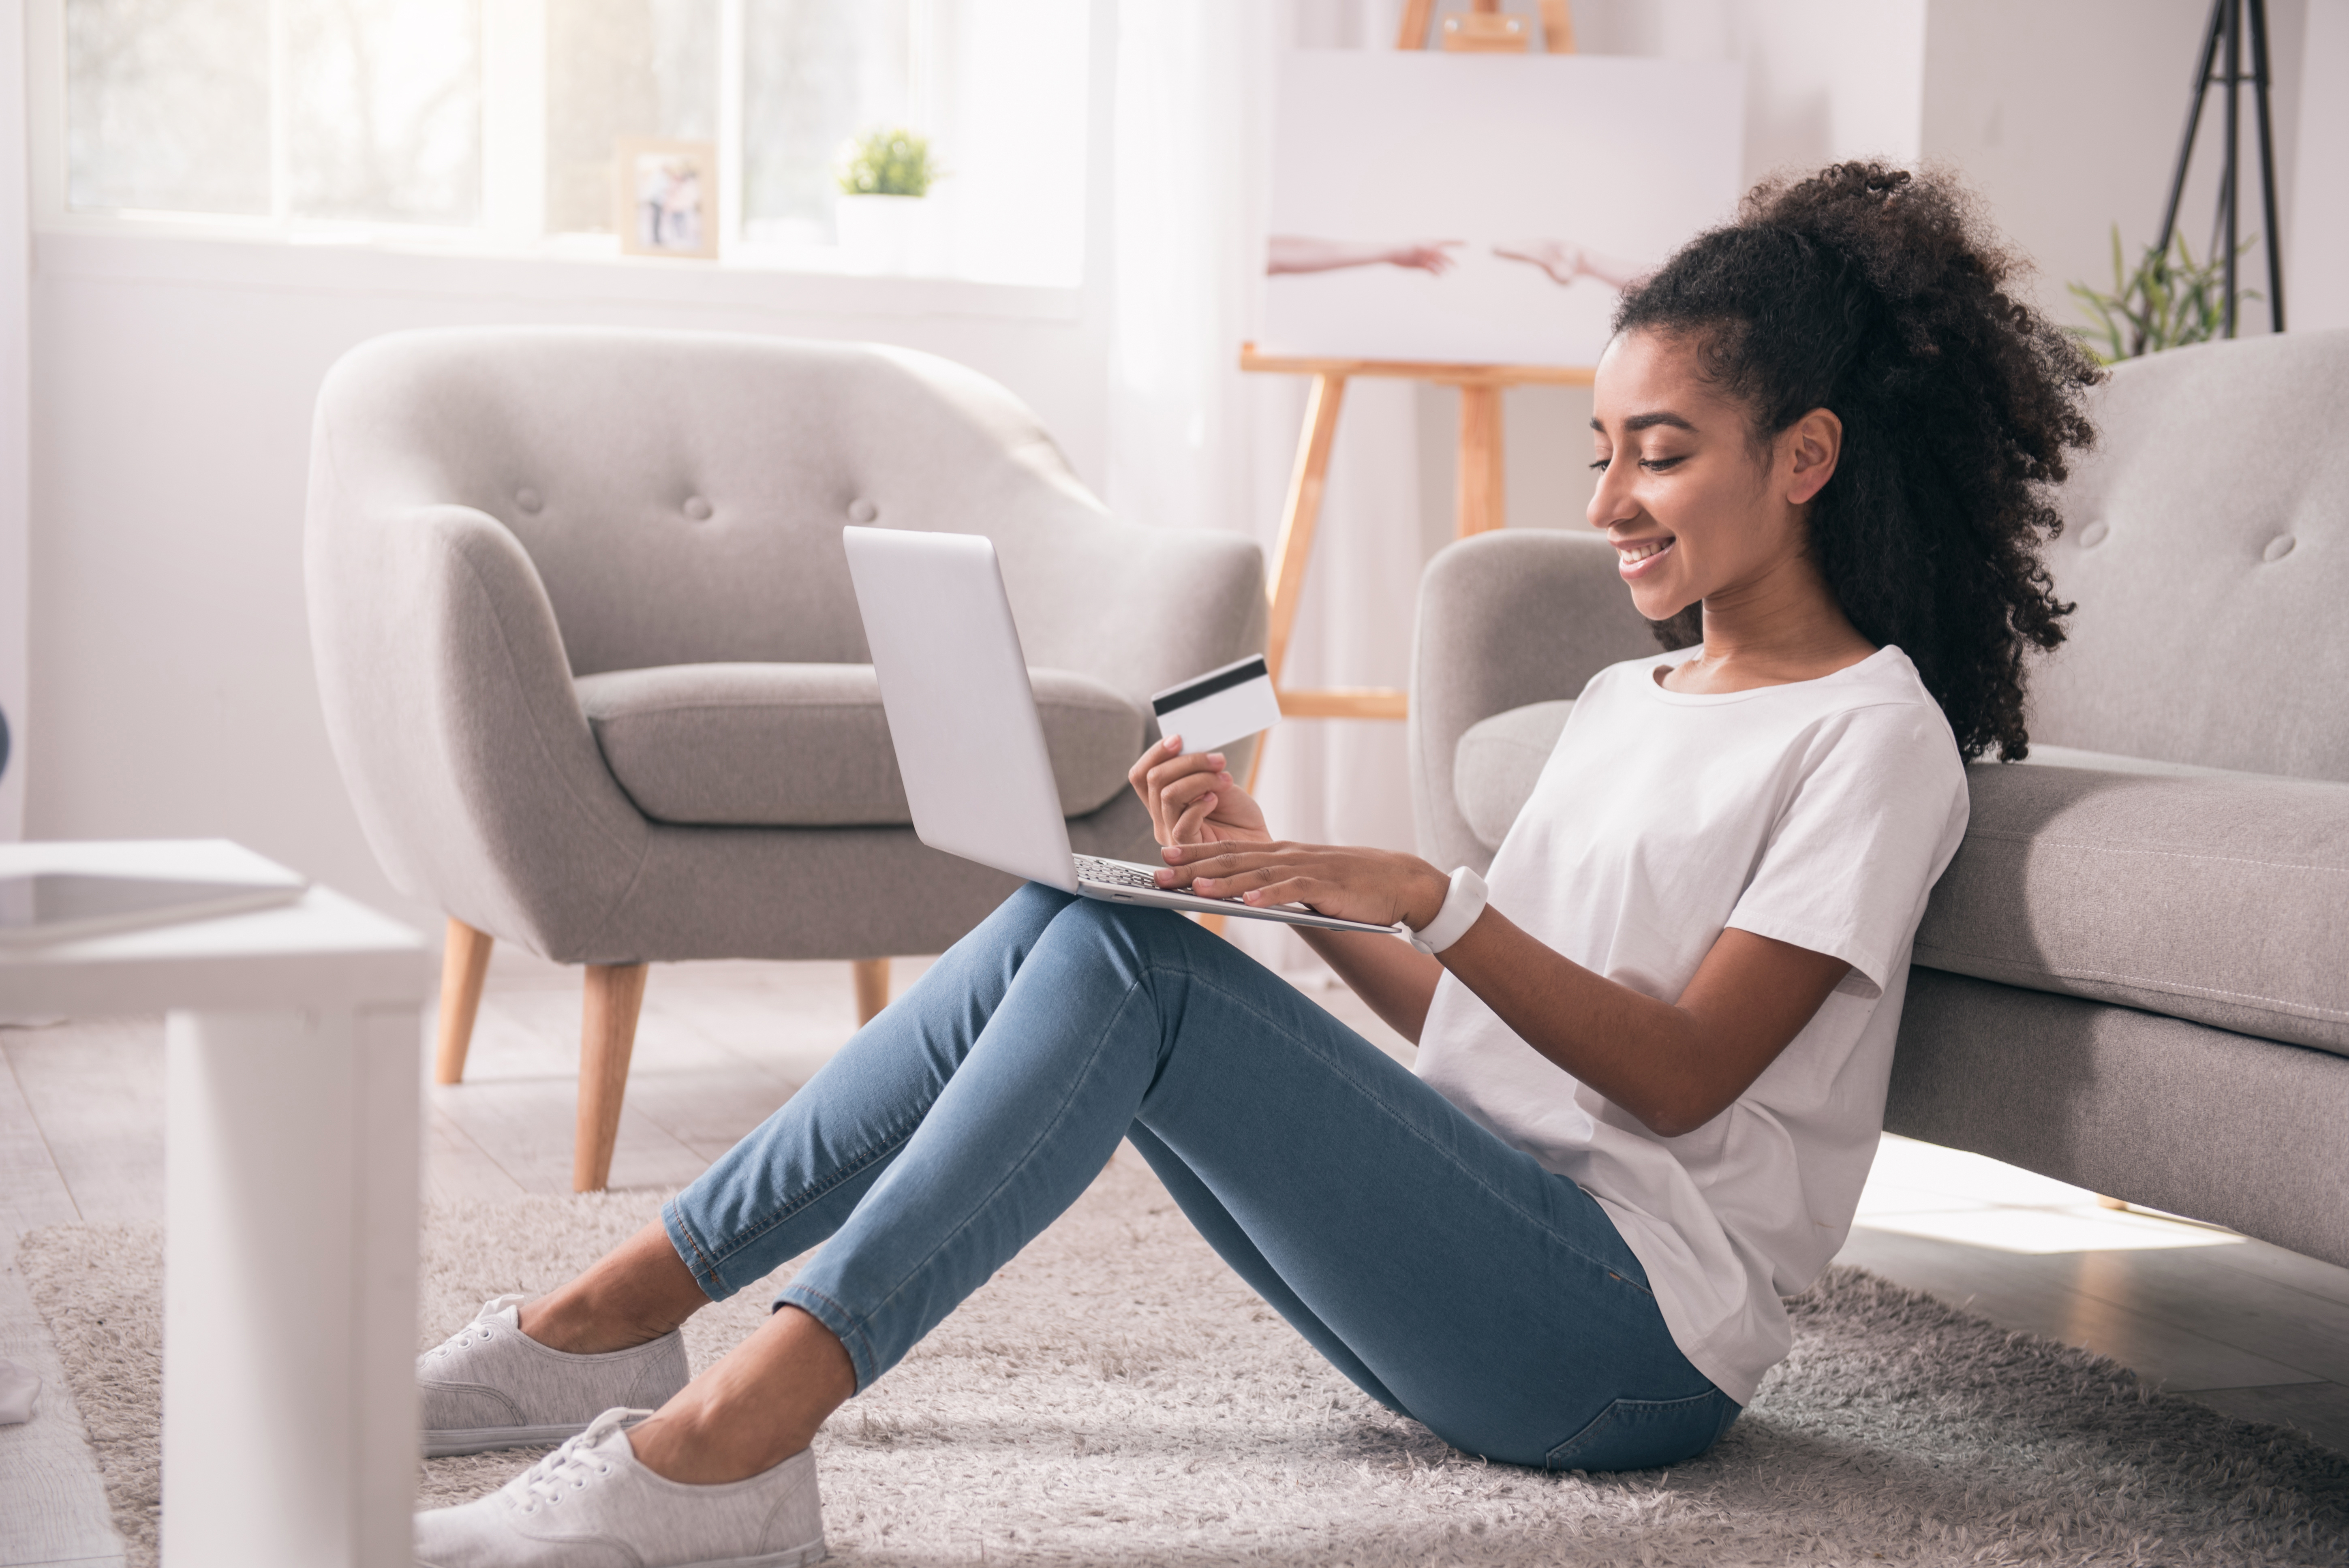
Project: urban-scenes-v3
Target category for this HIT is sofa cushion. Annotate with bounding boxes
[1915,759,2349,1058]
[577,663,1146,827]
[1455,700,1575,851]
[1451,704,2349,1057]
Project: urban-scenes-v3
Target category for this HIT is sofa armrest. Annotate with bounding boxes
[1410,531,1657,871]
[1917,762,2349,1056]
[306,490,651,960]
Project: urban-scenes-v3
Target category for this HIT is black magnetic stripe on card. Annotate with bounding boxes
[1151,656,1271,715]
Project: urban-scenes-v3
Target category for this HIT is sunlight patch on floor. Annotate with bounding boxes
[1856,1134,2245,1254]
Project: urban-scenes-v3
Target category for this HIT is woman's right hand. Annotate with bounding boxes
[1127,735,1273,850]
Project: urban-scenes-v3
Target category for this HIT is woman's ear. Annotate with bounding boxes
[1784,408,1842,506]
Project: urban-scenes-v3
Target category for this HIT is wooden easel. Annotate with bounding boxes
[1245,0,1589,767]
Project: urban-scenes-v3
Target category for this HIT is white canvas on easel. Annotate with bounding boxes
[1263,51,1745,366]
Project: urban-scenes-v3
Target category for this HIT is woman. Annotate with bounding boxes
[413,163,2097,1568]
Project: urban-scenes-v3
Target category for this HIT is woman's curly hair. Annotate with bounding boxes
[1613,162,2100,761]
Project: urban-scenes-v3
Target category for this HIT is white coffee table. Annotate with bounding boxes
[0,841,432,1568]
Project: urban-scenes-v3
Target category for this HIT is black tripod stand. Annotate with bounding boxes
[2155,0,2285,335]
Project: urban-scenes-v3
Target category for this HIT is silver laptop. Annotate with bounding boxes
[843,526,1399,935]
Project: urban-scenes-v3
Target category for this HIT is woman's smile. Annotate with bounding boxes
[1616,535,1677,577]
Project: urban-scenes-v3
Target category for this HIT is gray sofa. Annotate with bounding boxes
[1412,329,2349,1269]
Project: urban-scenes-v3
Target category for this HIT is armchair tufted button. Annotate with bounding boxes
[682,496,713,522]
[516,487,543,514]
[847,498,878,522]
[2076,520,2108,548]
[2262,534,2296,563]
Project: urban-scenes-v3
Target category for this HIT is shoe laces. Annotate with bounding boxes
[426,1294,528,1361]
[510,1408,647,1513]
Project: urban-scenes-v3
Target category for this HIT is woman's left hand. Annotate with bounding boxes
[1157,841,1453,932]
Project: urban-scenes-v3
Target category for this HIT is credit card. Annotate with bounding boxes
[1150,655,1283,755]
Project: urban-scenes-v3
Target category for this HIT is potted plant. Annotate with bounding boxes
[2068,225,2259,364]
[835,127,945,274]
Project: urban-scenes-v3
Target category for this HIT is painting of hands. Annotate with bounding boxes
[1261,52,1742,366]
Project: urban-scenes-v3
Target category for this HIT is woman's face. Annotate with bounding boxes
[1586,328,1836,625]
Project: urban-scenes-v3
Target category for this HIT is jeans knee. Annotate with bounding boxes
[964,882,1077,952]
[1031,899,1211,1016]
[1047,892,1186,956]
[1003,881,1079,922]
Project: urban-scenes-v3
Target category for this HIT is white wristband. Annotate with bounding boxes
[1408,866,1488,955]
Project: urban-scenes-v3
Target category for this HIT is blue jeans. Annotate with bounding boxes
[663,885,1738,1472]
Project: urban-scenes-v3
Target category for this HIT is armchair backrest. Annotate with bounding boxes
[310,327,1245,696]
[2032,328,2349,782]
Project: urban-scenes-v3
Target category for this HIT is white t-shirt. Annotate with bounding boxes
[1414,644,1968,1405]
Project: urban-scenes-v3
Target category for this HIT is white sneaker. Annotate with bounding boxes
[419,1295,689,1457]
[413,1407,827,1568]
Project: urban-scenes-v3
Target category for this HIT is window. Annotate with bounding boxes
[54,0,1090,286]
[740,0,902,245]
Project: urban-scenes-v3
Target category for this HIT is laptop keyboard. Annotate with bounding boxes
[1077,854,1246,906]
[1073,855,1175,892]
[1078,855,1286,914]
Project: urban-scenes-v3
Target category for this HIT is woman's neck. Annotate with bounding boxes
[1660,555,1876,695]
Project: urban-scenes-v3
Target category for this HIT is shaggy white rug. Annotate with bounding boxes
[18,1149,2349,1566]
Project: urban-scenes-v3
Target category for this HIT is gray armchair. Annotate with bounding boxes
[1413,329,2349,1268]
[306,327,1264,1189]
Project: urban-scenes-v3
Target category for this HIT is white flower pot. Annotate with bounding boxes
[835,193,937,274]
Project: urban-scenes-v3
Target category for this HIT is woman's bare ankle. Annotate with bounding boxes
[516,1293,676,1356]
[625,1408,805,1486]
[514,1219,712,1354]
[625,1305,854,1485]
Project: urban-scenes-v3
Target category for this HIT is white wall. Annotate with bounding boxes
[1574,0,1926,186]
[2291,0,2349,329]
[1571,0,2320,333]
[1920,0,2307,330]
[24,18,1118,934]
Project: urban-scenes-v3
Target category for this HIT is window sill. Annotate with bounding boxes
[32,222,1086,323]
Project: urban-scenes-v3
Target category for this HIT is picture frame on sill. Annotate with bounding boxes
[615,139,719,259]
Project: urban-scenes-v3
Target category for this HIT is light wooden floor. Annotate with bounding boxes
[4,951,2345,1566]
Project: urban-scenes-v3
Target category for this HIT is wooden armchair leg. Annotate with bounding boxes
[853,958,891,1025]
[575,963,650,1193]
[435,919,495,1085]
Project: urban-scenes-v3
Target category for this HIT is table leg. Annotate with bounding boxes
[162,1003,422,1567]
